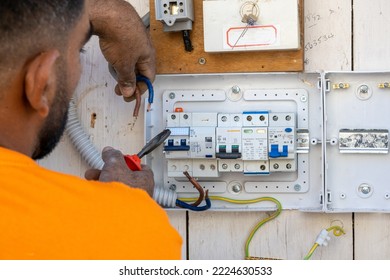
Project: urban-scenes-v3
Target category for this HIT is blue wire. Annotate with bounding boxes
[176,198,211,211]
[136,75,154,105]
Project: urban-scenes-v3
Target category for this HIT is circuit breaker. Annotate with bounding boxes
[164,111,296,177]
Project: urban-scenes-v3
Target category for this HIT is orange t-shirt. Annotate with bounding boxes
[0,147,182,259]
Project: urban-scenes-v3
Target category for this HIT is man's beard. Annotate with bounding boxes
[32,76,70,160]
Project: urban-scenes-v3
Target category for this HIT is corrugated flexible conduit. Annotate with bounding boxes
[66,99,177,208]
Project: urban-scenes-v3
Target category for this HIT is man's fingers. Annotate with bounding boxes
[140,164,151,171]
[114,84,122,96]
[101,146,125,165]
[114,63,137,98]
[119,84,135,98]
[85,169,101,180]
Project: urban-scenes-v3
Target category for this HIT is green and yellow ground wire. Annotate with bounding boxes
[178,195,282,259]
[304,225,345,260]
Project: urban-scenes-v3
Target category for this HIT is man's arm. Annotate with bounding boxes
[87,0,156,105]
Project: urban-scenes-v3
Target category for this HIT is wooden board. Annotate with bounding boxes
[150,0,304,74]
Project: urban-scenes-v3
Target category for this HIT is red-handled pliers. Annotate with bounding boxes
[124,129,171,171]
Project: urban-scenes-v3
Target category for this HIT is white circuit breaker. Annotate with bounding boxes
[145,71,390,212]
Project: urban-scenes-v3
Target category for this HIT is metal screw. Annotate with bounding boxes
[359,183,371,195]
[286,163,292,169]
[221,116,228,122]
[169,92,176,99]
[169,184,177,191]
[260,165,266,170]
[222,164,228,170]
[246,115,252,121]
[171,114,176,120]
[273,163,279,169]
[359,85,369,94]
[198,57,206,65]
[200,164,205,170]
[210,164,216,171]
[273,116,278,121]
[232,85,241,94]
[300,95,307,102]
[183,114,189,120]
[234,163,241,170]
[234,116,240,122]
[294,184,301,191]
[232,184,242,193]
[285,115,292,121]
[259,115,265,121]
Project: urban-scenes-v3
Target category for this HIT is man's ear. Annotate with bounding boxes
[24,49,60,118]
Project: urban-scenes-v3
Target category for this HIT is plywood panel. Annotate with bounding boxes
[354,0,390,260]
[150,0,304,74]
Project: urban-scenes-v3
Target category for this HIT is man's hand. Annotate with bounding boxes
[85,146,155,197]
[87,0,156,115]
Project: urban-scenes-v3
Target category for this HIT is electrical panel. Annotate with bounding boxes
[145,73,322,211]
[203,0,300,52]
[144,71,390,212]
[323,72,390,212]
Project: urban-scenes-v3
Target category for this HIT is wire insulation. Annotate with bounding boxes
[304,225,345,260]
[178,195,282,258]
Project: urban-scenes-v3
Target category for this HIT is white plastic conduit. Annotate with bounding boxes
[65,98,177,208]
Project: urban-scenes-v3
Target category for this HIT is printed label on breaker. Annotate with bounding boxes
[242,127,268,160]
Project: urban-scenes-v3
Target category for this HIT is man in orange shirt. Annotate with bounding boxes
[0,0,182,259]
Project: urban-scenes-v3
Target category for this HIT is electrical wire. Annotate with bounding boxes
[136,75,154,112]
[176,195,211,211]
[243,197,282,259]
[303,225,345,260]
[178,195,282,258]
[304,243,319,260]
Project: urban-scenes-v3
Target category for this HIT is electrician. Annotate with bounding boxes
[0,0,182,259]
